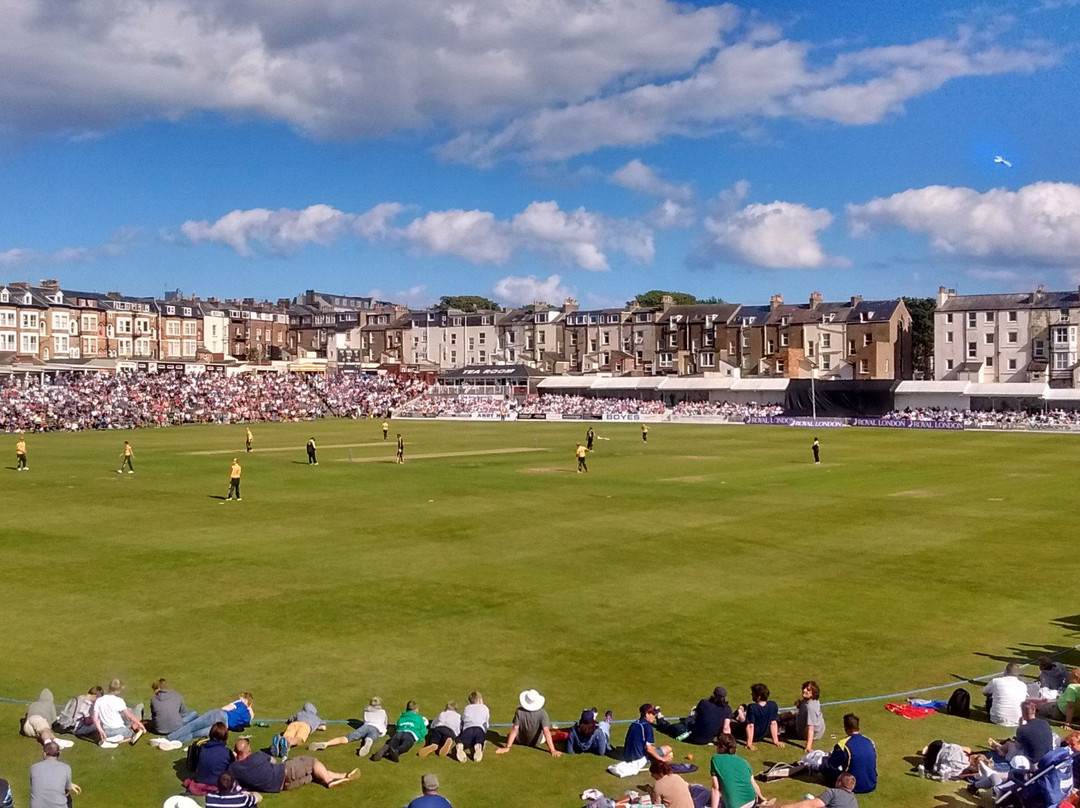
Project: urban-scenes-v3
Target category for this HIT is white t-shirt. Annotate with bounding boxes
[362,706,388,736]
[94,694,128,729]
[983,675,1027,727]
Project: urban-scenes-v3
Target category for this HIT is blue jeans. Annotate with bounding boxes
[345,724,382,743]
[168,709,227,743]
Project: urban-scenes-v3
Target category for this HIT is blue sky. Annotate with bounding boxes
[2,0,1079,309]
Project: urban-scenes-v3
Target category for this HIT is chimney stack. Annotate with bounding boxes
[769,293,784,311]
[809,291,823,309]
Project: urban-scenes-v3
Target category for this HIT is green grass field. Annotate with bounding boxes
[2,419,1077,807]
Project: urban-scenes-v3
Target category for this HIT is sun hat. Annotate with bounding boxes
[519,689,546,711]
[163,798,201,808]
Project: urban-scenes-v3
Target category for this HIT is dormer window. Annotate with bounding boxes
[0,291,7,303]
[23,294,31,304]
[780,316,789,326]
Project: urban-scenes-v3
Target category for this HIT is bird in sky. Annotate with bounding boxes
[993,155,1013,167]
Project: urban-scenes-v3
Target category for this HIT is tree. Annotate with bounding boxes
[630,290,698,308]
[697,296,726,304]
[903,296,936,378]
[436,295,501,312]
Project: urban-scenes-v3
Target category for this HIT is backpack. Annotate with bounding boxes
[946,688,970,718]
[186,737,208,772]
[52,697,81,733]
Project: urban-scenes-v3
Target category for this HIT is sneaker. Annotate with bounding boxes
[53,738,75,749]
[346,768,360,781]
[308,742,328,752]
[455,742,466,763]
[117,469,123,474]
[357,738,373,758]
[105,735,126,744]
[473,743,483,763]
[439,738,454,757]
[418,744,437,758]
[271,734,285,758]
[385,746,399,762]
[130,729,145,745]
[99,741,118,749]
[236,498,242,501]
[164,740,184,751]
[128,470,134,474]
[370,744,386,762]
[148,738,166,749]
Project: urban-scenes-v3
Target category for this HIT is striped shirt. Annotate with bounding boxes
[206,790,259,808]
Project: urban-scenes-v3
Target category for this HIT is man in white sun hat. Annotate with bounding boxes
[495,689,561,757]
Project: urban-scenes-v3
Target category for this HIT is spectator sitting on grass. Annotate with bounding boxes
[193,722,234,788]
[371,702,428,762]
[227,738,357,792]
[454,691,490,763]
[565,709,612,756]
[623,704,672,771]
[271,702,326,759]
[308,695,387,758]
[205,772,261,807]
[710,732,768,808]
[495,690,561,757]
[983,663,1028,727]
[656,686,732,745]
[91,679,146,749]
[733,683,784,751]
[778,681,826,752]
[21,688,74,749]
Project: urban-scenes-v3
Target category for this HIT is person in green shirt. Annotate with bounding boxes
[710,733,766,808]
[371,702,427,762]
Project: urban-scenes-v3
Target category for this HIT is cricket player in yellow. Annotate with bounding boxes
[227,458,242,501]
[15,436,27,470]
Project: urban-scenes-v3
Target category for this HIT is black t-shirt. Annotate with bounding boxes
[1016,719,1054,762]
[229,752,285,793]
[687,699,732,745]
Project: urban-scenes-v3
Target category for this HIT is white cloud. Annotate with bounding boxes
[403,209,513,265]
[650,199,696,229]
[847,182,1080,265]
[0,248,35,268]
[492,274,572,306]
[697,184,838,268]
[610,159,692,202]
[0,229,141,268]
[181,204,354,256]
[179,200,652,271]
[2,0,730,144]
[441,28,1055,164]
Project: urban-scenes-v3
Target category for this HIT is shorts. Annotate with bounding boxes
[283,721,312,744]
[22,714,50,738]
[282,756,315,790]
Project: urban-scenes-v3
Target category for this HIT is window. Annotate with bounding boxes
[741,334,749,348]
[985,333,994,344]
[601,351,610,365]
[84,336,98,354]
[658,352,673,367]
[967,312,977,327]
[700,352,715,367]
[863,333,872,347]
[468,337,474,350]
[859,359,869,374]
[450,333,457,345]
[767,339,775,354]
[1034,340,1046,358]
[946,331,954,343]
[668,333,677,347]
[946,313,954,323]
[775,359,785,374]
[1008,358,1017,370]
[946,359,954,370]
[538,331,546,345]
[166,321,181,336]
[20,334,38,353]
[601,332,610,346]
[807,342,815,357]
[450,351,457,363]
[985,312,994,323]
[478,332,485,344]
[1008,311,1017,322]
[0,332,14,351]
[479,350,486,363]
[20,312,38,329]
[821,333,831,349]
[848,340,856,355]
[985,356,993,368]
[967,341,977,359]
[1007,331,1018,344]
[167,339,181,356]
[821,355,831,371]
[569,332,578,346]
[780,332,789,347]
[183,322,197,336]
[1053,353,1072,370]
[0,311,14,327]
[135,318,150,334]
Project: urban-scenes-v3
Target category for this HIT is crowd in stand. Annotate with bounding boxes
[882,407,1080,429]
[395,394,513,417]
[516,394,666,416]
[0,371,426,432]
[670,401,785,419]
